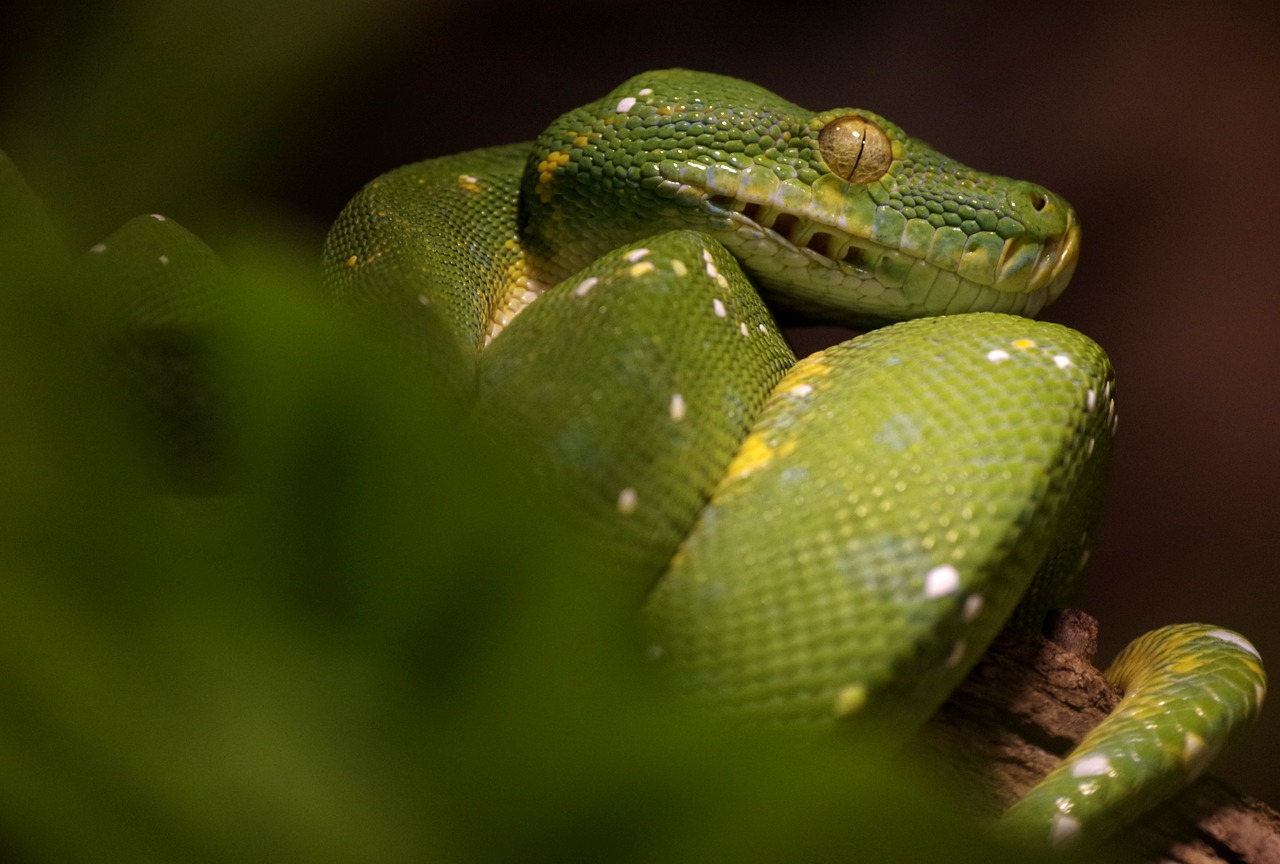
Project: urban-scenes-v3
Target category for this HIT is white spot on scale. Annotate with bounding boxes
[574,276,598,296]
[669,393,686,421]
[962,594,983,622]
[945,640,966,668]
[1053,354,1073,369]
[625,247,649,262]
[149,213,167,221]
[616,487,638,514]
[712,298,727,318]
[1085,388,1097,412]
[90,243,107,254]
[1050,815,1081,846]
[986,349,1010,363]
[417,294,429,306]
[158,255,170,265]
[924,564,961,598]
[739,321,749,337]
[615,96,636,113]
[757,323,767,333]
[702,249,719,278]
[1070,754,1113,778]
[1184,732,1205,761]
[789,383,814,398]
[638,87,653,96]
[1205,629,1262,659]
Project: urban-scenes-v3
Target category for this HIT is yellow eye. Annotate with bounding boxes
[818,115,893,184]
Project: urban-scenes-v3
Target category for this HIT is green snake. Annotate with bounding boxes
[46,68,1264,847]
[316,69,1269,846]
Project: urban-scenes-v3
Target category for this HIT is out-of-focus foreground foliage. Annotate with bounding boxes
[0,3,1066,861]
[0,154,1056,863]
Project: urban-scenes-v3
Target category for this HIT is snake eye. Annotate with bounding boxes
[818,115,893,184]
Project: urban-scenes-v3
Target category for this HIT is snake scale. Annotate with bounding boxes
[44,68,1265,848]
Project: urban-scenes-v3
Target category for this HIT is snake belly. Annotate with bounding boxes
[321,69,1265,847]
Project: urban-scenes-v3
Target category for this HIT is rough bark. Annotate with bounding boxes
[921,610,1280,863]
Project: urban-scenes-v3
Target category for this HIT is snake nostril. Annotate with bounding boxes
[1030,190,1048,212]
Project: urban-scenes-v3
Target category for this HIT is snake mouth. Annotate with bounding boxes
[994,210,1080,303]
[703,192,1078,320]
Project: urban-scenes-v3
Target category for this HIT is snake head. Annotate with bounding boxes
[523,69,1079,327]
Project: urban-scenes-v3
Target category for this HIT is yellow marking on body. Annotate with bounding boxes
[723,434,797,483]
[629,261,655,277]
[833,684,868,717]
[573,135,589,149]
[671,260,688,277]
[484,243,547,346]
[1169,656,1202,675]
[345,255,358,267]
[457,174,483,193]
[725,434,774,481]
[1012,338,1037,350]
[536,150,571,202]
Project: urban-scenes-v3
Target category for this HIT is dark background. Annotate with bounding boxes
[5,0,1280,807]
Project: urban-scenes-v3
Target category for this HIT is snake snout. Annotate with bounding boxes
[993,191,1080,304]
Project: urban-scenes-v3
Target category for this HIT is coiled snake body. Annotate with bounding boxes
[320,70,1265,846]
